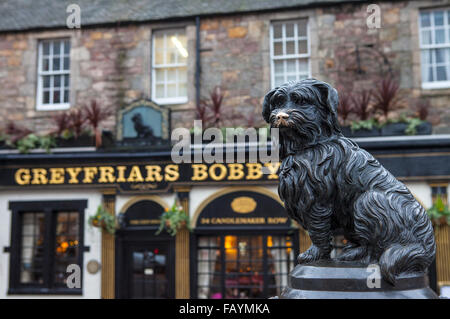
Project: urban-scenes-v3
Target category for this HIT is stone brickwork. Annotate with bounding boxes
[0,0,449,136]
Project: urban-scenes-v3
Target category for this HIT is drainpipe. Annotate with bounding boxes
[195,16,201,108]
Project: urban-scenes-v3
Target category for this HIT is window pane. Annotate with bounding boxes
[275,75,284,87]
[64,40,70,54]
[435,48,446,63]
[274,60,283,74]
[273,25,282,39]
[20,212,45,284]
[54,75,61,87]
[167,68,176,82]
[43,76,50,88]
[64,74,70,88]
[155,69,165,82]
[274,42,283,56]
[421,30,432,45]
[286,41,295,55]
[420,12,431,27]
[64,90,69,103]
[54,212,79,286]
[43,90,50,104]
[298,19,307,37]
[298,40,308,54]
[434,11,444,26]
[53,90,61,104]
[154,49,164,65]
[298,59,308,73]
[179,82,187,97]
[178,66,187,83]
[53,57,60,71]
[53,41,61,55]
[167,83,177,97]
[435,29,445,44]
[285,23,295,37]
[42,58,49,71]
[155,84,165,98]
[43,42,50,55]
[436,66,448,81]
[63,57,70,70]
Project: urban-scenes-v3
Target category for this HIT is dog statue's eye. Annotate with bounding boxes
[290,93,304,104]
[270,94,286,109]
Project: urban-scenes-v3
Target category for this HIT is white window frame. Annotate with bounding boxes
[36,39,71,111]
[270,19,311,89]
[419,8,450,89]
[151,29,188,105]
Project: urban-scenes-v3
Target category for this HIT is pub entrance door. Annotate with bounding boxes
[115,199,175,299]
[120,238,175,299]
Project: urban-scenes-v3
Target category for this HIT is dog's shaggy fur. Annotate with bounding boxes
[262,78,435,284]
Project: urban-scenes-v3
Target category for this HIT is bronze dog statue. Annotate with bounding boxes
[262,78,435,284]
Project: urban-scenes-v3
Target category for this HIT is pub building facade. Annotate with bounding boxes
[0,0,450,299]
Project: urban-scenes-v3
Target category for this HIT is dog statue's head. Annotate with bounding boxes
[262,79,342,153]
[131,113,143,124]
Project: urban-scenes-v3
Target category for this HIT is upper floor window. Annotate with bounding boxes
[270,19,310,88]
[8,200,86,295]
[419,9,450,89]
[152,29,188,104]
[36,39,71,110]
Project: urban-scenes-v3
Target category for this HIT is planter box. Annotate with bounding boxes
[416,122,433,135]
[341,126,381,138]
[380,123,408,136]
[55,135,94,147]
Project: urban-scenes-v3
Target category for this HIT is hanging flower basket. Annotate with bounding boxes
[156,200,191,236]
[88,205,117,234]
[427,196,450,227]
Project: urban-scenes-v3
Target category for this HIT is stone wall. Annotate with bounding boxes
[0,0,449,136]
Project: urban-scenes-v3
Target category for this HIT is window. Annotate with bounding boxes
[36,39,71,110]
[195,234,296,299]
[419,9,450,89]
[8,200,86,294]
[152,29,188,104]
[270,19,310,88]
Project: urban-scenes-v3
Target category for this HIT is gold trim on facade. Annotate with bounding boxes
[119,195,169,213]
[191,186,284,228]
[101,194,116,299]
[435,225,450,293]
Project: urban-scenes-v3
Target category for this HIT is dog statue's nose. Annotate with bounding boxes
[276,112,289,120]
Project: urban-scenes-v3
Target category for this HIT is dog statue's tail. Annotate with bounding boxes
[379,204,436,285]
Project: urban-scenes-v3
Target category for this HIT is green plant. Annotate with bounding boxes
[404,117,423,135]
[350,119,379,132]
[156,201,191,236]
[427,196,450,227]
[15,134,56,154]
[88,205,116,234]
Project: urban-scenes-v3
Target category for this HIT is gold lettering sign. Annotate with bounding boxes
[231,197,257,214]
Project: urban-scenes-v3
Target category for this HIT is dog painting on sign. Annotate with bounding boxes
[262,78,435,285]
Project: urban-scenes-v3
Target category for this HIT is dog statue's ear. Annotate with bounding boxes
[314,82,339,115]
[262,87,278,123]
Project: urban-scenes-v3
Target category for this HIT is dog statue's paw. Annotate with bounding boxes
[297,245,330,264]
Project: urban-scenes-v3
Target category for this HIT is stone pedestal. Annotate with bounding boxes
[279,261,438,299]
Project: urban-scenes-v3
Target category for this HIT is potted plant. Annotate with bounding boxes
[349,89,381,137]
[427,196,450,227]
[156,201,191,236]
[337,90,353,136]
[88,205,116,234]
[414,99,432,135]
[83,100,113,148]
